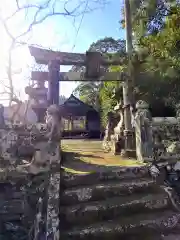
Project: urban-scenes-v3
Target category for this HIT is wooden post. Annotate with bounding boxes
[48,60,60,105]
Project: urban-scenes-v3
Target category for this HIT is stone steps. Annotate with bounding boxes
[61,211,180,239]
[60,192,171,227]
[61,166,149,188]
[61,178,156,206]
[60,166,180,239]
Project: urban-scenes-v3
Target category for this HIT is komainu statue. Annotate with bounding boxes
[102,111,117,152]
[111,101,125,155]
[46,104,62,141]
[102,101,125,155]
[136,100,151,119]
[15,104,61,174]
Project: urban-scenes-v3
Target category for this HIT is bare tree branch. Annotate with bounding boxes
[3,0,108,41]
[0,0,108,121]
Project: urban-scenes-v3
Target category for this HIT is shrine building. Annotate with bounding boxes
[60,94,100,138]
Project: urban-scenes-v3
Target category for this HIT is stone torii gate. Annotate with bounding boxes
[27,46,133,152]
[27,46,128,116]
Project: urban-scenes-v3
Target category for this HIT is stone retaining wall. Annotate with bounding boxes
[0,167,60,240]
[0,123,61,239]
[135,100,180,163]
[0,171,46,239]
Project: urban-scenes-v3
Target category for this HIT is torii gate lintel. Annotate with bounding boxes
[28,46,128,82]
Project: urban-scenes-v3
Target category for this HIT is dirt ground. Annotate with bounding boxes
[61,139,145,173]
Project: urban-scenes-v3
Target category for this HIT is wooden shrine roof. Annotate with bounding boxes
[59,94,97,117]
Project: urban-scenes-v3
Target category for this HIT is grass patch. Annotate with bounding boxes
[61,139,146,168]
[61,166,93,175]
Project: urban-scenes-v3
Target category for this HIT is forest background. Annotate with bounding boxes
[73,0,180,126]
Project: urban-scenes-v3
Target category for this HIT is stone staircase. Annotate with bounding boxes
[60,167,180,240]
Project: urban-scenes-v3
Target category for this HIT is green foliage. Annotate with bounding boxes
[130,0,177,37]
[130,0,180,106]
[73,37,126,127]
[73,82,102,111]
[137,6,180,75]
[74,1,180,126]
[99,82,117,126]
[89,37,126,53]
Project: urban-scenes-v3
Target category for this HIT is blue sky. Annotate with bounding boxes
[62,0,125,97]
[71,0,125,52]
[29,0,125,98]
[0,0,125,102]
